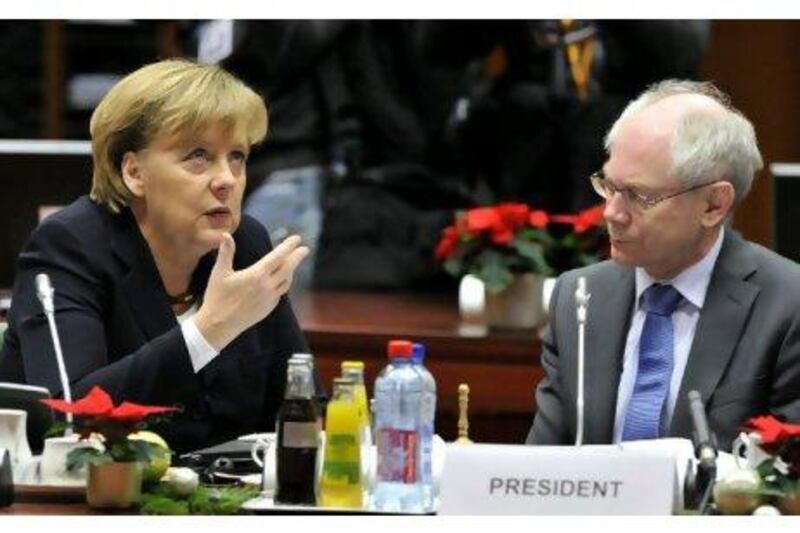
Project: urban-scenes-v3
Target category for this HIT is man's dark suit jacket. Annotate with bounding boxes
[527,230,800,451]
[0,196,311,453]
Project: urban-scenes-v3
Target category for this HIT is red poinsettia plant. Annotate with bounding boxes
[42,386,176,470]
[435,202,607,293]
[745,415,800,498]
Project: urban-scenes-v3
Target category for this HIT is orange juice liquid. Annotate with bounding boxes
[353,384,371,434]
[319,397,363,508]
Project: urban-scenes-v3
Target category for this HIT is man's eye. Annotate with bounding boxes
[625,188,646,202]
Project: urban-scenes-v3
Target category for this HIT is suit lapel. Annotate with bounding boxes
[586,264,635,443]
[109,209,177,341]
[669,231,759,437]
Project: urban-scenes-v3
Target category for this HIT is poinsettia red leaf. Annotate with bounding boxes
[467,207,501,232]
[574,205,606,233]
[40,386,114,416]
[490,228,514,245]
[455,215,470,234]
[435,227,460,260]
[107,402,177,422]
[745,415,800,445]
[551,214,578,225]
[496,203,530,229]
[529,210,550,229]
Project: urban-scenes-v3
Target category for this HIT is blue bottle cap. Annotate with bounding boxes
[412,342,426,363]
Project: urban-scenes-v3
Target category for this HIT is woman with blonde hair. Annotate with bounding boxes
[0,59,312,452]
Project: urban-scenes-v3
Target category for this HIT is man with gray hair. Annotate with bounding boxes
[527,80,800,450]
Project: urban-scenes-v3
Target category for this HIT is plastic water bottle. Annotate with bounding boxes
[371,340,424,512]
[412,342,436,512]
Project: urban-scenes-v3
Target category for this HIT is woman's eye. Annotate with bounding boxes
[186,148,209,161]
[230,151,247,163]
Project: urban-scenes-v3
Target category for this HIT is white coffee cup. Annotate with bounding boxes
[0,409,32,482]
[40,434,93,486]
[732,431,771,470]
[250,435,277,494]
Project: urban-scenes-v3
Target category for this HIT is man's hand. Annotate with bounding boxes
[194,233,309,351]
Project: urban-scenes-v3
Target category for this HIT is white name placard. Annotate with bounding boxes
[438,443,676,515]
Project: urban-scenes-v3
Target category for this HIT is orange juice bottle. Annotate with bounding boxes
[341,361,371,446]
[319,377,363,508]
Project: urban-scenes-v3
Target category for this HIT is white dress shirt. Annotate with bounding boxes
[612,227,725,442]
[176,303,219,373]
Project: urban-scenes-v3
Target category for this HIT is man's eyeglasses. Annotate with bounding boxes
[589,170,719,211]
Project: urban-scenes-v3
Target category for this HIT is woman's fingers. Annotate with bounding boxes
[254,235,303,276]
[209,233,236,280]
[265,246,309,292]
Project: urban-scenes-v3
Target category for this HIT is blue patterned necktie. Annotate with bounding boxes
[622,283,683,441]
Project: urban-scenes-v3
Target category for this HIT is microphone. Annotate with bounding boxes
[687,390,717,514]
[35,274,55,314]
[688,390,717,462]
[35,273,73,432]
[574,276,590,447]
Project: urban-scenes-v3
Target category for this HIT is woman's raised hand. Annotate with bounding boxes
[194,233,309,351]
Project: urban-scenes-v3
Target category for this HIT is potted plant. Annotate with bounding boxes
[748,415,800,514]
[435,202,607,328]
[41,386,176,508]
[715,415,800,515]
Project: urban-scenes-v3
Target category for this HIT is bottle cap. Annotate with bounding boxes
[333,377,355,387]
[341,361,365,371]
[387,340,414,358]
[412,343,426,363]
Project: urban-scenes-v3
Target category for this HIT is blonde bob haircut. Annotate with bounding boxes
[89,59,268,212]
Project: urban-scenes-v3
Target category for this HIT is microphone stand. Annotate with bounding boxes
[574,276,590,447]
[36,273,73,434]
[687,390,717,514]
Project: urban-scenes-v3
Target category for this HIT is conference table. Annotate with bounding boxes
[0,289,545,514]
[293,289,544,444]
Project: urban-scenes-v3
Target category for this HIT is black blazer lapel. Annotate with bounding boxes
[109,209,177,341]
[670,231,759,437]
[585,264,635,443]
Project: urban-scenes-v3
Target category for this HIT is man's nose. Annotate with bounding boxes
[603,192,630,226]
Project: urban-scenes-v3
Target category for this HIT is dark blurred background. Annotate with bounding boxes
[0,20,797,290]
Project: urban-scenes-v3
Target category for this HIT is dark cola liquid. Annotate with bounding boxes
[275,397,319,505]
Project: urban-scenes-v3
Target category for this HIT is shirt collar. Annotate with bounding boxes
[635,226,725,310]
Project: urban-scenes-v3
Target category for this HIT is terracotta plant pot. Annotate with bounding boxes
[485,273,546,329]
[779,490,800,515]
[86,461,143,509]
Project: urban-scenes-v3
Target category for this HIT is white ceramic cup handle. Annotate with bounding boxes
[732,433,748,470]
[250,438,271,469]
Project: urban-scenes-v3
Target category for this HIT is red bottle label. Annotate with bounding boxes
[377,428,418,483]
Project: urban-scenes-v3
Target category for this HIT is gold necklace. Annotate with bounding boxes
[167,291,196,306]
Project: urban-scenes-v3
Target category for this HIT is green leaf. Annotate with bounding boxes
[139,493,190,515]
[127,439,163,463]
[511,237,553,276]
[66,447,109,471]
[187,485,260,515]
[44,421,72,439]
[756,457,777,479]
[472,250,514,294]
[518,227,555,247]
[443,257,464,277]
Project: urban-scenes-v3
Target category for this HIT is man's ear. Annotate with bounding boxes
[121,151,145,198]
[701,181,735,228]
